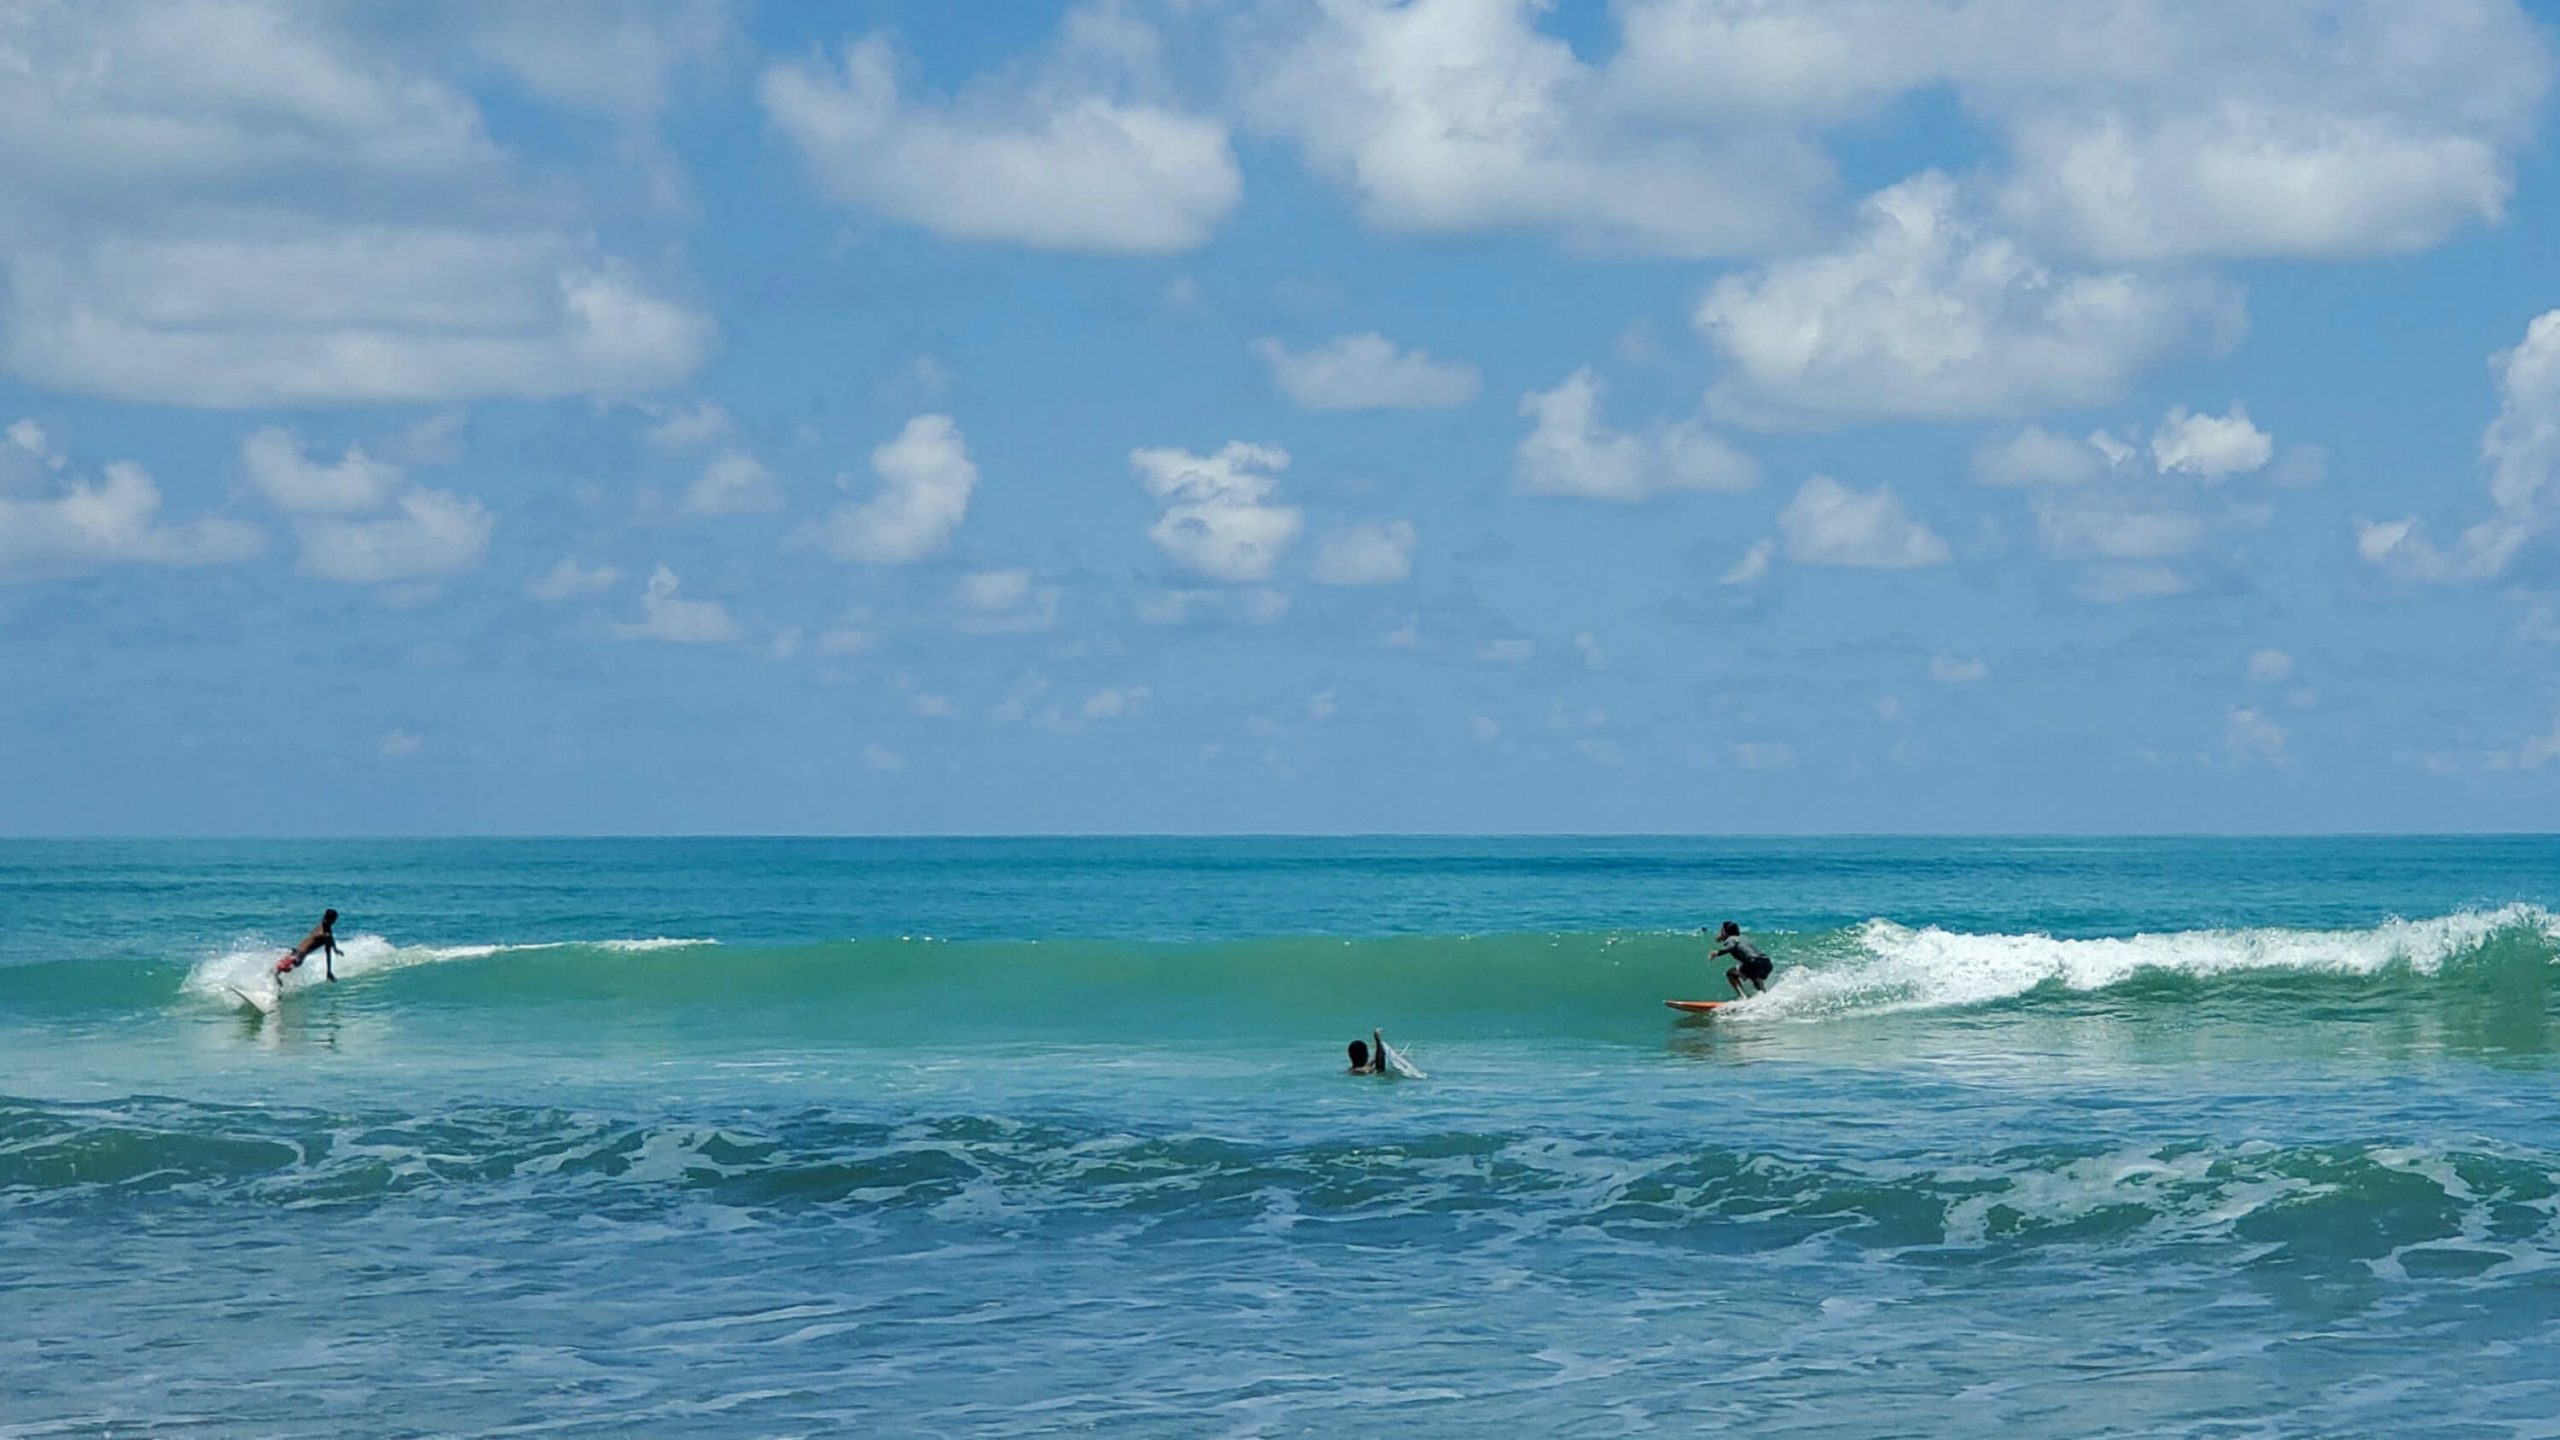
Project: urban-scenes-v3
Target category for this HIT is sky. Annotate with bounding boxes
[5,0,2560,835]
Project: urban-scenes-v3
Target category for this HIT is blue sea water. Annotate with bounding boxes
[5,836,2560,1436]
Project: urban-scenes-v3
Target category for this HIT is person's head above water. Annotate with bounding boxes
[1347,1040,1371,1069]
[322,909,338,926]
[1718,920,1740,938]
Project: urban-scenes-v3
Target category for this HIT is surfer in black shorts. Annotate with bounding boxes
[1711,920,1772,997]
[274,909,339,982]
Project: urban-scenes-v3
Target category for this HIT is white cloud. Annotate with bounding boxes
[2002,107,2521,265]
[296,488,492,584]
[1243,0,1828,255]
[2362,309,2560,583]
[1253,333,1479,411]
[2248,649,2295,684]
[7,241,711,409]
[1132,441,1302,583]
[1082,685,1150,720]
[1515,368,1758,501]
[1606,0,2551,262]
[2522,713,2560,771]
[685,452,783,516]
[2033,500,2207,563]
[1720,540,1773,587]
[759,30,1240,254]
[378,729,423,760]
[1470,715,1501,743]
[2150,404,2273,479]
[1930,655,1989,685]
[1136,586,1291,627]
[1730,741,1795,771]
[861,743,907,774]
[614,564,740,644]
[2227,705,2287,764]
[1480,637,1536,665]
[0,455,260,581]
[0,5,714,407]
[641,400,734,451]
[1307,689,1338,721]
[955,568,1062,634]
[808,414,977,565]
[1778,476,1950,568]
[238,428,403,515]
[1573,632,1607,671]
[1697,172,2239,420]
[529,557,620,603]
[1973,425,2102,488]
[1313,520,1416,586]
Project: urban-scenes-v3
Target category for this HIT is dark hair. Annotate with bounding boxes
[1719,920,1740,937]
[1348,1040,1370,1067]
[323,909,339,925]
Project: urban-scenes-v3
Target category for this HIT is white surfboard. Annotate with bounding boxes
[226,982,278,1016]
[1379,1040,1427,1080]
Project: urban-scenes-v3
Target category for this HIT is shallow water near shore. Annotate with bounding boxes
[6,836,2560,1436]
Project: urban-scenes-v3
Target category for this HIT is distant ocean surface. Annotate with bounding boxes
[7,836,2560,1436]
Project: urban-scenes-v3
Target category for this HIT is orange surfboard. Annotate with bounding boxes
[1664,1000,1726,1014]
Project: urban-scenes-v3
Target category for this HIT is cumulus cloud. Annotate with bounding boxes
[808,415,977,565]
[2362,309,2560,583]
[529,556,620,603]
[1973,425,2103,488]
[1253,332,1480,410]
[1720,539,1773,587]
[377,729,423,760]
[1515,368,1758,501]
[1697,173,2239,421]
[685,452,783,517]
[1082,685,1150,720]
[1606,0,2550,262]
[2150,404,2274,479]
[237,428,403,515]
[0,6,715,407]
[7,241,711,408]
[2227,705,2288,764]
[1136,586,1291,627]
[759,27,1240,254]
[1930,655,1989,685]
[614,563,740,644]
[1312,520,1417,586]
[1242,0,1829,255]
[234,426,493,586]
[955,568,1062,634]
[2248,649,2295,684]
[0,452,260,582]
[1132,441,1302,583]
[297,488,492,584]
[1778,476,1950,568]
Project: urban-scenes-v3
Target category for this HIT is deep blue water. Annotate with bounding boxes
[5,836,2559,1435]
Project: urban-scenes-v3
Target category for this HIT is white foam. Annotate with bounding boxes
[182,932,720,1003]
[1741,904,2560,1021]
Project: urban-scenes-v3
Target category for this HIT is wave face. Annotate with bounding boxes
[0,906,2549,1052]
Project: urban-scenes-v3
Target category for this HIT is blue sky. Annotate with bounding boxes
[5,0,2560,835]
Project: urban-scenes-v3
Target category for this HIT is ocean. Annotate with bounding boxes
[5,836,2559,1436]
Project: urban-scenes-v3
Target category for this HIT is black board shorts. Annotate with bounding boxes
[1735,954,1772,982]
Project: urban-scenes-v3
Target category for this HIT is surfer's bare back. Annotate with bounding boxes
[274,909,339,981]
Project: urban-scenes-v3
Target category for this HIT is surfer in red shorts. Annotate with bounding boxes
[274,909,340,982]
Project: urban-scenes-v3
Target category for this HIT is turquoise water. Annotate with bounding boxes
[6,837,2560,1435]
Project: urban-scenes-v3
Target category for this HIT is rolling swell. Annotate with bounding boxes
[0,907,2552,1042]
